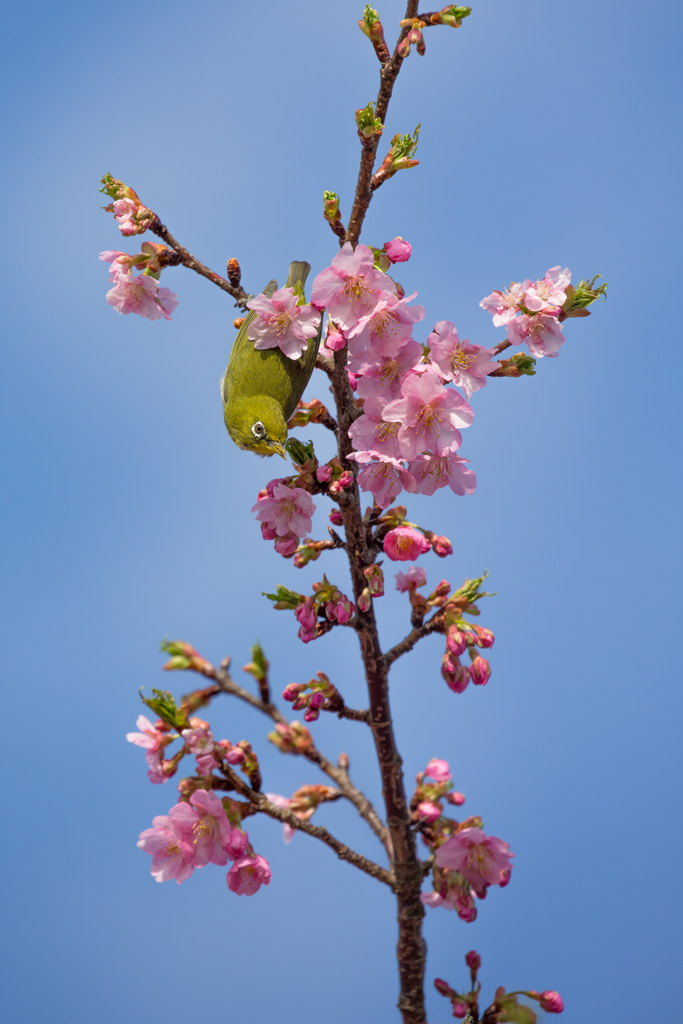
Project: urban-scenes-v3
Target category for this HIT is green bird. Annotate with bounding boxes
[221,261,322,458]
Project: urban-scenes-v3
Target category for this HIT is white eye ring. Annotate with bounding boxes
[251,421,266,438]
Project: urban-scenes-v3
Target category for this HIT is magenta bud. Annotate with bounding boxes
[274,532,299,557]
[474,626,495,648]
[225,748,245,765]
[499,866,512,887]
[469,655,491,686]
[338,470,353,489]
[260,522,277,541]
[282,683,304,702]
[417,800,441,822]
[465,950,481,971]
[309,691,325,709]
[434,979,454,998]
[442,652,470,694]
[303,707,320,722]
[447,791,466,806]
[329,509,343,526]
[430,534,453,557]
[291,695,308,711]
[451,998,469,1018]
[446,626,467,656]
[539,992,564,1013]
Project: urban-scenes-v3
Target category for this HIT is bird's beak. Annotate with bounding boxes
[270,441,288,460]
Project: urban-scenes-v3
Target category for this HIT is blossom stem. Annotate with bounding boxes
[212,661,391,855]
[383,614,445,667]
[220,764,395,886]
[345,1,420,247]
[150,218,251,307]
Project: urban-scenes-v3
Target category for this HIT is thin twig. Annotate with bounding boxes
[150,218,251,308]
[212,663,392,856]
[492,339,512,356]
[345,0,420,246]
[383,614,445,668]
[220,763,395,886]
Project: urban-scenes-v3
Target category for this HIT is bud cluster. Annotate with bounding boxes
[267,719,314,755]
[282,671,343,722]
[100,173,155,236]
[355,101,384,149]
[435,951,564,1021]
[283,574,356,644]
[371,125,421,189]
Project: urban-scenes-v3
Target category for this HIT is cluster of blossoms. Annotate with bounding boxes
[263,577,357,645]
[435,949,563,1021]
[480,265,607,359]
[100,246,178,322]
[411,757,513,924]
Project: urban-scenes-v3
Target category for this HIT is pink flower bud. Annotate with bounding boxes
[358,586,372,612]
[325,320,346,350]
[338,470,354,489]
[383,526,430,562]
[499,866,512,887]
[309,691,325,709]
[465,950,481,971]
[469,655,491,686]
[291,695,308,710]
[434,978,454,998]
[474,626,495,648]
[417,800,442,822]
[364,563,385,596]
[225,747,246,765]
[295,598,317,630]
[329,509,344,526]
[384,237,412,263]
[540,992,564,1013]
[348,371,360,391]
[298,625,317,644]
[442,652,470,694]
[260,522,277,541]
[274,532,299,557]
[316,465,333,483]
[325,600,338,621]
[447,791,466,806]
[304,706,320,722]
[430,534,453,558]
[282,682,305,702]
[425,758,452,783]
[446,627,467,657]
[336,596,355,624]
[451,998,470,1018]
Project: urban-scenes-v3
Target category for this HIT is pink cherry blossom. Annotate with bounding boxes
[347,451,415,509]
[384,237,412,263]
[266,793,296,843]
[417,800,442,822]
[435,827,514,891]
[195,754,216,776]
[383,371,474,460]
[310,242,396,332]
[405,451,477,497]
[349,396,405,460]
[524,266,571,312]
[316,465,333,483]
[395,566,427,592]
[426,321,499,398]
[126,714,162,751]
[227,853,272,896]
[383,526,430,561]
[425,758,452,783]
[181,719,214,757]
[100,250,130,281]
[507,313,565,357]
[246,287,321,360]
[137,815,196,883]
[352,338,423,396]
[252,482,315,537]
[168,790,234,867]
[539,991,564,1013]
[479,281,526,326]
[112,197,139,235]
[346,293,424,361]
[106,271,179,321]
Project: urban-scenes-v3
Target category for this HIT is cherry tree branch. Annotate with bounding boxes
[345,1,420,246]
[150,217,252,307]
[220,764,394,886]
[211,661,392,857]
[383,614,445,668]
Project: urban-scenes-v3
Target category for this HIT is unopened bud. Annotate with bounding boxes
[447,791,466,806]
[329,508,343,526]
[465,950,481,971]
[233,317,245,329]
[282,682,306,702]
[434,978,455,998]
[469,655,491,686]
[446,626,467,657]
[539,991,564,1013]
[442,652,470,694]
[451,999,470,1019]
[358,5,390,63]
[364,562,385,596]
[338,751,350,770]
[227,257,241,288]
[358,586,372,613]
[431,534,453,557]
[473,625,494,648]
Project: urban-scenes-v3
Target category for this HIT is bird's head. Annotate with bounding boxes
[223,395,288,459]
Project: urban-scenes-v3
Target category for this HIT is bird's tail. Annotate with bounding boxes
[285,261,312,301]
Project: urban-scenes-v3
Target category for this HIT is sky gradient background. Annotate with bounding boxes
[1,1,681,1021]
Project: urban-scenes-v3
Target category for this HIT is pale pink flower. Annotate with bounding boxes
[112,197,138,235]
[395,566,426,592]
[426,321,499,398]
[126,714,162,751]
[316,465,333,483]
[383,371,474,460]
[310,242,396,332]
[252,483,315,537]
[168,790,233,867]
[349,396,404,460]
[421,889,454,910]
[346,293,424,360]
[435,827,514,890]
[384,237,412,263]
[246,287,321,360]
[383,526,430,561]
[227,853,272,895]
[145,749,169,784]
[181,721,214,757]
[539,991,564,1013]
[106,272,178,321]
[137,814,196,883]
[507,313,565,357]
[352,338,423,394]
[100,250,131,281]
[195,754,216,776]
[479,281,526,326]
[274,532,299,557]
[417,800,442,822]
[347,451,415,509]
[405,451,476,497]
[425,758,452,783]
[524,266,571,312]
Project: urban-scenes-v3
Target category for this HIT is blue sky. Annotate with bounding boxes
[1,1,681,1021]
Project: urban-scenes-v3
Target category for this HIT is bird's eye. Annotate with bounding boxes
[251,421,266,438]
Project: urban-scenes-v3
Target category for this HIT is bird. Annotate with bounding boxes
[221,261,321,458]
